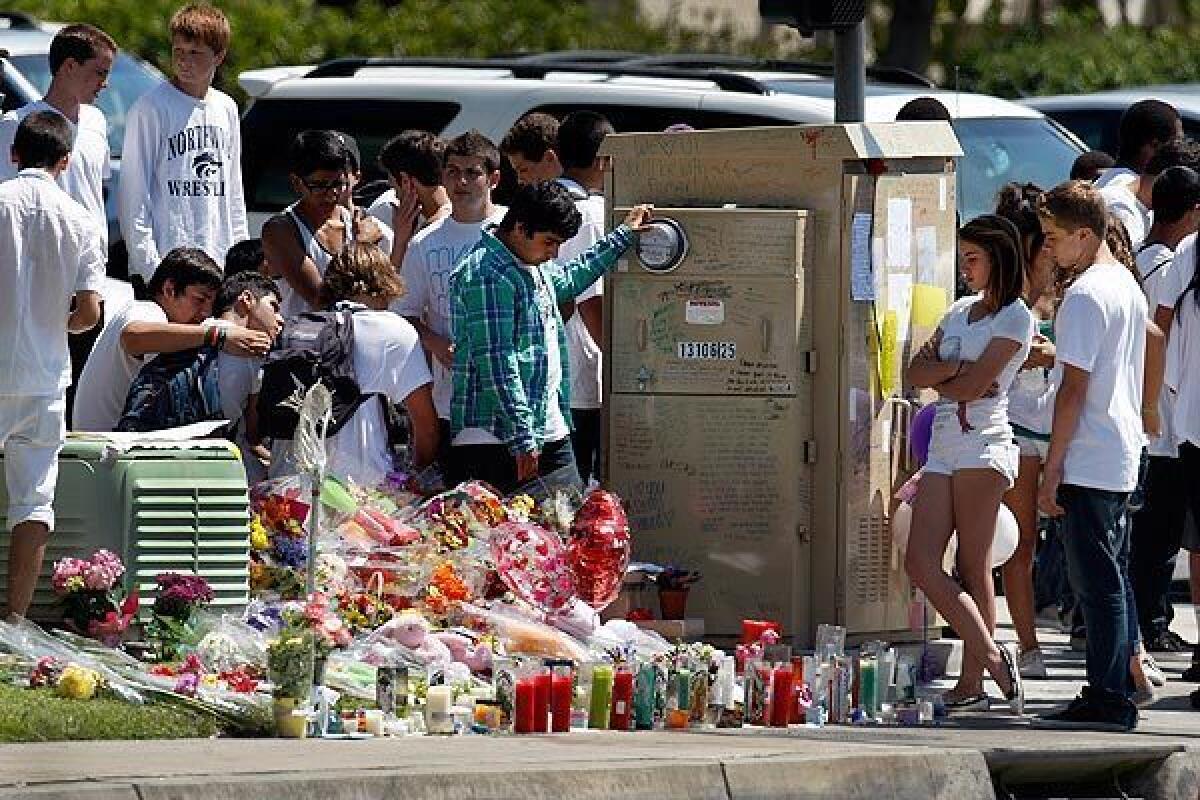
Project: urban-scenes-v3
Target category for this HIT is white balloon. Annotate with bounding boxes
[892,501,1019,570]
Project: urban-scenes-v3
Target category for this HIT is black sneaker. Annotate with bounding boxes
[1146,630,1192,653]
[1032,690,1137,732]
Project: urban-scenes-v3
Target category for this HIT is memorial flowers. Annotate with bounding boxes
[51,549,138,645]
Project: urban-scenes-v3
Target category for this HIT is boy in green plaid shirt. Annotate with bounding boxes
[448,181,651,492]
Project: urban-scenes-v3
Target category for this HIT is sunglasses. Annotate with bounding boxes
[302,177,349,193]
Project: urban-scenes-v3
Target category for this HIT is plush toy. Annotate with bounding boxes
[376,612,451,666]
[430,630,494,673]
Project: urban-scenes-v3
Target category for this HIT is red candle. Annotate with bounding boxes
[770,665,794,727]
[532,672,552,733]
[741,619,781,645]
[514,677,537,734]
[551,673,573,733]
[610,666,634,731]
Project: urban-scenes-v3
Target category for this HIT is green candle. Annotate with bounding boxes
[860,657,877,717]
[676,668,691,710]
[589,664,613,729]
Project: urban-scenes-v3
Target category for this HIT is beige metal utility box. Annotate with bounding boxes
[602,123,961,647]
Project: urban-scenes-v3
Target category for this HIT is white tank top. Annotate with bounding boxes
[277,204,354,320]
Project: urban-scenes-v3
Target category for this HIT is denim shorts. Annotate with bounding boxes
[924,417,1019,489]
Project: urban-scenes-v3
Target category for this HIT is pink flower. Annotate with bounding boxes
[84,564,115,591]
[91,550,125,579]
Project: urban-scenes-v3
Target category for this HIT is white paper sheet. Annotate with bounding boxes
[887,197,913,269]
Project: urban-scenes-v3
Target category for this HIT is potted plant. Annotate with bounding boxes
[654,566,701,620]
[146,573,215,661]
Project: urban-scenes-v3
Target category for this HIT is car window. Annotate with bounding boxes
[952,117,1082,220]
[528,103,784,132]
[1042,109,1123,157]
[241,98,461,211]
[6,53,160,156]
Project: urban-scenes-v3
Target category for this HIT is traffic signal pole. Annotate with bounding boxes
[833,22,866,123]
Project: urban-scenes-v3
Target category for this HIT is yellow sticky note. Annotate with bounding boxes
[912,283,948,328]
[880,311,898,398]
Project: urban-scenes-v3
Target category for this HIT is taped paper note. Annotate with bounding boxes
[888,274,913,344]
[850,212,874,301]
[916,226,938,285]
[887,197,912,269]
[938,177,947,212]
[912,284,949,328]
[880,311,899,398]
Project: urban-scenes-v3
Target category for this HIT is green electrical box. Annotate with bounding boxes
[0,436,251,625]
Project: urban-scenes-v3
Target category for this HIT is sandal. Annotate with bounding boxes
[943,692,990,712]
[997,642,1024,716]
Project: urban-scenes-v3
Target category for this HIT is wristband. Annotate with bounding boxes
[216,327,228,352]
[204,325,219,348]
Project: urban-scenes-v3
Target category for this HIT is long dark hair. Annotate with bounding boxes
[959,214,1025,313]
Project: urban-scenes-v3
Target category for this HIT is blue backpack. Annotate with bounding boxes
[115,346,225,433]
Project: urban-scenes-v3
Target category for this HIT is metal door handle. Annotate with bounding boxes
[637,318,648,352]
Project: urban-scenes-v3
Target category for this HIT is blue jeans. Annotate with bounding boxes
[1058,484,1134,702]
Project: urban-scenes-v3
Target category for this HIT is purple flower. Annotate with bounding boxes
[271,535,307,568]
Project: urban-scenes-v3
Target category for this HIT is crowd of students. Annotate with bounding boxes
[3,6,1199,736]
[0,6,649,623]
[903,96,1200,731]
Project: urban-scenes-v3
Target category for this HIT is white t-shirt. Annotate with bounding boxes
[1137,243,1177,457]
[0,170,106,396]
[1007,318,1056,436]
[270,310,432,487]
[1094,167,1138,190]
[72,300,168,431]
[1101,182,1151,250]
[1159,233,1200,449]
[0,101,110,252]
[556,179,605,411]
[1056,261,1148,491]
[392,208,505,418]
[118,81,247,281]
[934,294,1034,432]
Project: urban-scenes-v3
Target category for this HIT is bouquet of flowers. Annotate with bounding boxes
[147,573,215,661]
[248,478,313,601]
[51,549,138,646]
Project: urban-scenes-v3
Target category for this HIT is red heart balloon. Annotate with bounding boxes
[568,491,631,610]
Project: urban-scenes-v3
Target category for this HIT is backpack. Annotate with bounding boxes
[115,346,224,433]
[256,308,410,444]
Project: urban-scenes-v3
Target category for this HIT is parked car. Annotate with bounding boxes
[1021,87,1200,158]
[238,54,1086,233]
[0,10,163,264]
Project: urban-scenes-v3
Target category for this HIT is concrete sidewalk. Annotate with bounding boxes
[2,602,1199,800]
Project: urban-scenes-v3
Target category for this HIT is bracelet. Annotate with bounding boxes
[953,361,965,378]
[215,327,228,352]
[204,325,219,348]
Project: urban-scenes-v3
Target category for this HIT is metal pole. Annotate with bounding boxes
[833,22,866,123]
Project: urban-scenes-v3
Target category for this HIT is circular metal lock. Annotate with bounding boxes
[636,217,688,273]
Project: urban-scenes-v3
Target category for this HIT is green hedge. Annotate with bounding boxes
[3,0,752,102]
[949,11,1200,97]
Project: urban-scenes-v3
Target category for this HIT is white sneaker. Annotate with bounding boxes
[1018,648,1049,679]
[1140,652,1167,688]
[1132,682,1156,708]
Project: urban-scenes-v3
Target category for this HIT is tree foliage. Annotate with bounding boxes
[3,0,768,102]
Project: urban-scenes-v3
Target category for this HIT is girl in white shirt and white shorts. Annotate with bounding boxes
[905,214,1035,715]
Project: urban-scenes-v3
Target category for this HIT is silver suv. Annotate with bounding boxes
[239,53,1086,231]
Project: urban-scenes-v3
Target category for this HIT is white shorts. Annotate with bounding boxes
[923,416,1019,489]
[1015,433,1049,462]
[0,394,66,531]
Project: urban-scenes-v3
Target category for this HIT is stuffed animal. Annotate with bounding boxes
[376,612,451,666]
[430,630,494,673]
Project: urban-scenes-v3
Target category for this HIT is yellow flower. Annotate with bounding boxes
[56,664,99,700]
[249,519,270,551]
